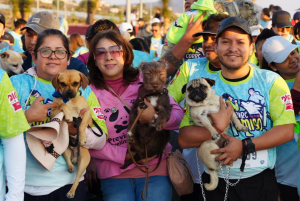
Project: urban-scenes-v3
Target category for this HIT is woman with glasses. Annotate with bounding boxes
[87,30,183,201]
[10,29,108,201]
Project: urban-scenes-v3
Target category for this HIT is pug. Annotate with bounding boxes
[182,78,248,191]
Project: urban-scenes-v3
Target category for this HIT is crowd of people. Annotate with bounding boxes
[1,0,300,200]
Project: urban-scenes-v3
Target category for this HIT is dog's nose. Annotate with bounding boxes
[66,90,73,96]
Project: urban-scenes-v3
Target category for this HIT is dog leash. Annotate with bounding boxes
[69,117,82,147]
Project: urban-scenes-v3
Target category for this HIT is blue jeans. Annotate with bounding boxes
[101,176,172,201]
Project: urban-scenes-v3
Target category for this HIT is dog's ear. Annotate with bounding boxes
[138,62,146,72]
[19,53,27,60]
[181,84,187,94]
[204,78,215,87]
[0,52,9,59]
[52,73,60,91]
[79,73,89,90]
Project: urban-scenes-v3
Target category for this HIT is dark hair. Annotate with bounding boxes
[33,29,71,59]
[85,25,93,38]
[14,19,27,29]
[87,19,120,43]
[1,32,14,44]
[272,6,282,14]
[262,8,270,17]
[255,28,277,46]
[294,21,300,41]
[152,22,161,27]
[269,4,274,10]
[69,33,84,52]
[130,38,150,53]
[203,13,230,29]
[87,30,139,89]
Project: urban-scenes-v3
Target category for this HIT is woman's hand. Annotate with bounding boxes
[138,99,156,124]
[209,97,233,132]
[25,96,58,123]
[68,108,89,136]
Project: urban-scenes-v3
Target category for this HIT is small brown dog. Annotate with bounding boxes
[50,70,91,198]
[0,50,26,76]
[121,61,171,169]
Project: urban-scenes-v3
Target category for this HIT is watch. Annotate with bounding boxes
[245,138,255,154]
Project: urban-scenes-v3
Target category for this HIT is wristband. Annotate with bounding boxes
[213,124,224,134]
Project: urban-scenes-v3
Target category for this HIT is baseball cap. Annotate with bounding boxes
[262,36,300,64]
[250,25,263,36]
[119,22,133,33]
[294,11,300,21]
[1,32,14,44]
[0,12,5,27]
[21,11,60,34]
[193,18,220,37]
[272,11,292,28]
[150,18,161,24]
[216,17,251,39]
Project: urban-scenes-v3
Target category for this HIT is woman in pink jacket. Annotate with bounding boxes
[88,30,183,200]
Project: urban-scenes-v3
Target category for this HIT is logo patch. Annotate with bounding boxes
[32,18,40,23]
[281,94,293,111]
[93,107,105,120]
[8,91,22,112]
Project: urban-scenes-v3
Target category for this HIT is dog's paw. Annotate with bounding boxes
[155,119,166,131]
[68,166,75,173]
[79,135,87,146]
[211,133,220,141]
[65,113,73,122]
[237,125,248,132]
[66,192,75,199]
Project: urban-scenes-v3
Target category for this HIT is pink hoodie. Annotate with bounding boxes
[89,75,183,179]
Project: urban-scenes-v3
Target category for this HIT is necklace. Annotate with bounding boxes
[106,84,125,113]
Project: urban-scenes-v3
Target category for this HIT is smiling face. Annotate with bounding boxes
[269,49,300,80]
[215,27,253,71]
[94,38,125,80]
[33,35,70,81]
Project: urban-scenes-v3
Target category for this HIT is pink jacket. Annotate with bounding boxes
[89,75,183,179]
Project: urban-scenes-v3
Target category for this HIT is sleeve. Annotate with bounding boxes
[87,91,108,138]
[0,73,30,138]
[89,142,128,165]
[269,77,296,126]
[164,94,184,130]
[291,89,300,116]
[167,61,190,103]
[83,127,106,150]
[2,134,26,201]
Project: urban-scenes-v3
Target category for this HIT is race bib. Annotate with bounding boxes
[232,150,268,169]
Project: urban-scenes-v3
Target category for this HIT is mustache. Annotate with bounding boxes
[224,52,242,57]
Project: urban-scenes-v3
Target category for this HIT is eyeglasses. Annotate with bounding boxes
[95,45,123,60]
[277,27,291,32]
[151,29,159,32]
[38,48,68,59]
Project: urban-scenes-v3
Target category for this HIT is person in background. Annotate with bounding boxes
[137,18,151,38]
[264,5,282,29]
[7,19,27,50]
[130,38,150,54]
[0,12,24,53]
[260,8,270,28]
[145,22,165,59]
[119,22,135,40]
[261,35,300,201]
[154,9,161,20]
[59,15,69,36]
[249,25,263,66]
[69,33,88,58]
[21,11,87,75]
[272,11,293,41]
[1,32,14,46]
[294,12,300,24]
[295,21,300,42]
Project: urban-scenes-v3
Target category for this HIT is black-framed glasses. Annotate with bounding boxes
[38,48,68,59]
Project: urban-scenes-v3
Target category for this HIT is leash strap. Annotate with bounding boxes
[89,119,104,137]
[106,84,131,110]
[69,117,82,147]
[240,139,247,172]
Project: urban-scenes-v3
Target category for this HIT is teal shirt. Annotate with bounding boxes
[132,50,153,68]
[7,30,23,50]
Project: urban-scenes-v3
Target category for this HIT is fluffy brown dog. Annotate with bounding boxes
[121,61,171,169]
[50,70,91,198]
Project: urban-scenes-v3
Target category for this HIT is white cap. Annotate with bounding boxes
[262,36,300,64]
[119,22,133,33]
[250,25,263,36]
[150,18,161,24]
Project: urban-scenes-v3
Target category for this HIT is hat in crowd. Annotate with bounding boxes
[26,112,69,171]
[272,11,292,28]
[193,17,220,37]
[250,25,263,36]
[1,32,14,44]
[119,22,133,33]
[0,12,5,27]
[262,36,300,64]
[150,18,161,24]
[216,17,251,38]
[294,11,300,21]
[21,11,60,34]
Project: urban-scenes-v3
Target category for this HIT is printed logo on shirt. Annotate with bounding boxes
[169,69,180,85]
[281,94,293,111]
[93,107,105,120]
[8,91,22,112]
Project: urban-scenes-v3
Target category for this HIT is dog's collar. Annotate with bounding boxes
[137,82,168,100]
[52,90,82,103]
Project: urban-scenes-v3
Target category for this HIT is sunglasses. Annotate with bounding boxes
[151,29,160,32]
[95,45,123,60]
[277,27,291,32]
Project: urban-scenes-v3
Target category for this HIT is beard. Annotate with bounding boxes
[219,53,249,70]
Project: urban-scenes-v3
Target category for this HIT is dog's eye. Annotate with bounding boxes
[187,86,193,92]
[72,82,79,87]
[13,64,18,68]
[60,82,67,87]
[200,85,207,90]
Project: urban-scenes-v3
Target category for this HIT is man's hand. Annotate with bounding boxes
[68,108,89,136]
[138,99,156,124]
[182,12,206,45]
[211,133,243,166]
[25,96,58,123]
[209,97,233,131]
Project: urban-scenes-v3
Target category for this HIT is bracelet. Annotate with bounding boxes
[213,124,224,134]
